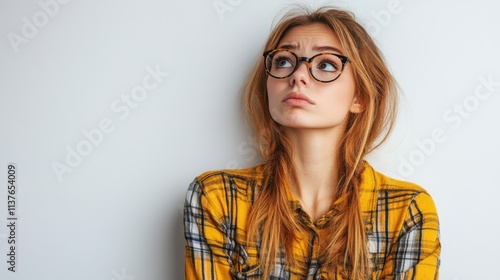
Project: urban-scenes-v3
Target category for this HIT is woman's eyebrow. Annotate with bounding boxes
[277,44,343,54]
[312,45,343,54]
[277,43,298,50]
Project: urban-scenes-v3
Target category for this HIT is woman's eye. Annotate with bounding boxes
[318,61,337,72]
[274,57,293,68]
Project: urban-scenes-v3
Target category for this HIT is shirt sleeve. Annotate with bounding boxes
[184,178,232,280]
[382,192,441,280]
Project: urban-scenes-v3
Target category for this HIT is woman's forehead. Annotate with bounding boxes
[277,23,344,54]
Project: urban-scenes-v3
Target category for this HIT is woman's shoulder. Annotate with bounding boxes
[361,161,429,195]
[360,161,438,220]
[186,165,264,216]
[194,164,264,184]
[189,164,264,196]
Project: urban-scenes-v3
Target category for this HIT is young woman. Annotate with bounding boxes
[184,6,440,280]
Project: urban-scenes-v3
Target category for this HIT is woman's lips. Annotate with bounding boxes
[282,92,314,105]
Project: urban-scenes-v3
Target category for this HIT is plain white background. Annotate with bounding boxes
[0,0,499,279]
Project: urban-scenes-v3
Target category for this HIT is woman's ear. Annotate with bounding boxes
[349,96,364,113]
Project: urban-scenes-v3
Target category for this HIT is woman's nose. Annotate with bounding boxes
[289,62,311,87]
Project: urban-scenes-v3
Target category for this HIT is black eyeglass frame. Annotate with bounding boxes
[263,48,350,83]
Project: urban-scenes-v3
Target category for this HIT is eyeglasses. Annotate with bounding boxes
[263,48,349,83]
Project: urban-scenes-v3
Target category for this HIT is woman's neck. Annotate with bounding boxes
[284,127,344,221]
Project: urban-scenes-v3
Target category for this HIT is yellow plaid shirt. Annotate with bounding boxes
[184,162,440,279]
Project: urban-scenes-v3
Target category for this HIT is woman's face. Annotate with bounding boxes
[267,23,361,132]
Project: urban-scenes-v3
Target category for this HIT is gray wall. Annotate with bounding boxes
[0,0,499,279]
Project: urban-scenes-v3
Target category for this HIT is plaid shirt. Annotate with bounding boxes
[184,162,440,279]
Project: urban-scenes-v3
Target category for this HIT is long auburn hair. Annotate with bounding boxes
[244,6,398,280]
